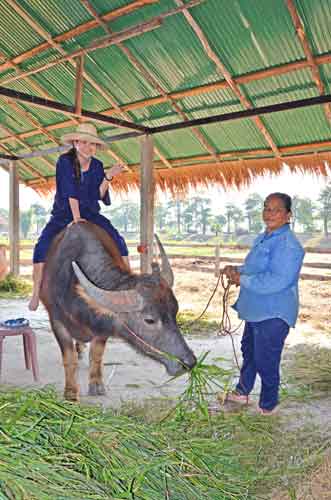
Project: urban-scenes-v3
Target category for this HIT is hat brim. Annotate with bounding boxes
[61,132,106,146]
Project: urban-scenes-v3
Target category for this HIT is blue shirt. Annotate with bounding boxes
[51,153,110,220]
[233,224,304,327]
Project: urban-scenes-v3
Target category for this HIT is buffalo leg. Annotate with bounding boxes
[75,341,86,360]
[89,336,108,396]
[52,320,79,401]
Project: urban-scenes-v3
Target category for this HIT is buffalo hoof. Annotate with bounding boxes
[88,382,106,396]
[64,389,79,402]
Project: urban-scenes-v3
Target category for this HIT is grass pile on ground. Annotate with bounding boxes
[286,345,331,392]
[0,274,32,298]
[0,384,327,500]
[0,387,266,499]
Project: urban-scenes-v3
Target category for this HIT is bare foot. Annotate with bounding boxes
[28,295,39,311]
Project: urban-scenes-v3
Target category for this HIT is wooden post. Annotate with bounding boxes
[140,135,154,273]
[75,55,84,115]
[214,243,220,277]
[9,161,20,276]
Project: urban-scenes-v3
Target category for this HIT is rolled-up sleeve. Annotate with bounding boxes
[56,156,78,199]
[240,242,304,295]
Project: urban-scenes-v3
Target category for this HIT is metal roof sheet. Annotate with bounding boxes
[0,0,330,192]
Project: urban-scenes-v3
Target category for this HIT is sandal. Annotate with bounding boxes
[257,406,278,416]
[222,391,249,405]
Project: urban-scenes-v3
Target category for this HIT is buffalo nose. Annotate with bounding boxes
[184,352,197,370]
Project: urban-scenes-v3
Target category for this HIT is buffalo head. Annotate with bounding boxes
[72,234,196,376]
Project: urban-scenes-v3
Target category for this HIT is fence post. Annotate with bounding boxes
[215,243,220,277]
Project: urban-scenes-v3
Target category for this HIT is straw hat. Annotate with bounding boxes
[61,123,105,146]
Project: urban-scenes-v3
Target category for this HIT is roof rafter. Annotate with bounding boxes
[174,0,280,156]
[1,0,204,86]
[80,0,217,162]
[0,1,158,72]
[286,0,331,123]
[2,50,331,148]
[5,0,135,170]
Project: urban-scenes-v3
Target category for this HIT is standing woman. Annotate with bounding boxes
[223,193,304,415]
[29,123,129,311]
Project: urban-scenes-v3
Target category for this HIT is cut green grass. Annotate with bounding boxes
[0,274,32,298]
[0,386,327,499]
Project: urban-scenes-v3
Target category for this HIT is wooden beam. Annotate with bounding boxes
[2,47,331,148]
[80,0,217,163]
[75,56,84,115]
[174,0,280,155]
[1,0,204,86]
[140,135,155,274]
[0,1,158,71]
[0,85,149,132]
[3,0,144,169]
[150,93,331,134]
[9,162,20,276]
[286,0,331,123]
[1,19,164,85]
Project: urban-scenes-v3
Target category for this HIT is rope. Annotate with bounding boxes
[188,269,243,372]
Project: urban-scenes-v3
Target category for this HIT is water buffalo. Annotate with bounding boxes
[40,222,196,401]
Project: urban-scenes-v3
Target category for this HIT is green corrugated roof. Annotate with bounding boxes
[0,0,330,188]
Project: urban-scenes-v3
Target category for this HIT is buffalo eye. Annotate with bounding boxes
[144,318,155,325]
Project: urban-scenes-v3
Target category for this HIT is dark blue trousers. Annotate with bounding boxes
[33,213,128,263]
[236,319,289,411]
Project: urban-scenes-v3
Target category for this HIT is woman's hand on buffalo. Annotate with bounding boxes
[68,218,87,227]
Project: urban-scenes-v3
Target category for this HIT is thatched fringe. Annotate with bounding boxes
[29,152,330,197]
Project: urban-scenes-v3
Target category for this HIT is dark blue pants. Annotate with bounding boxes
[236,319,289,411]
[33,213,128,263]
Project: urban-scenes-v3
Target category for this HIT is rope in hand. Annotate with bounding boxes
[218,272,243,371]
[188,269,242,372]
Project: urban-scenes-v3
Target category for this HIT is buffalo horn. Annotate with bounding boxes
[154,234,174,287]
[72,262,143,312]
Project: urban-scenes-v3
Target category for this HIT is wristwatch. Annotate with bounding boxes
[105,175,113,181]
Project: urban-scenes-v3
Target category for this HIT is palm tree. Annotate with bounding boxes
[295,198,316,233]
[318,184,331,236]
[244,193,263,233]
[31,203,47,233]
[225,203,243,234]
[211,214,226,236]
[20,209,33,239]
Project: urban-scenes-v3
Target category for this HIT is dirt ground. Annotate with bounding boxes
[1,256,331,499]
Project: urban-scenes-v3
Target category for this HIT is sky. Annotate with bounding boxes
[0,165,329,213]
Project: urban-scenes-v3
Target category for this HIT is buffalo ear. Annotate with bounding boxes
[154,234,174,287]
[72,261,143,312]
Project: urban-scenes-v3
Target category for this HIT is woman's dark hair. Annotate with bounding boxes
[266,192,292,212]
[67,146,81,184]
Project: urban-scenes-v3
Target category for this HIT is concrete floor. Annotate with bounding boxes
[0,298,241,408]
[1,298,330,411]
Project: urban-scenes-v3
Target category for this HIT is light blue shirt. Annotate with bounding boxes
[233,224,304,327]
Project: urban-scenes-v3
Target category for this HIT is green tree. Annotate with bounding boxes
[244,193,263,233]
[295,198,315,232]
[187,196,211,233]
[30,203,47,233]
[225,203,244,234]
[211,214,226,236]
[20,209,33,238]
[166,196,187,234]
[318,184,331,236]
[155,203,168,231]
